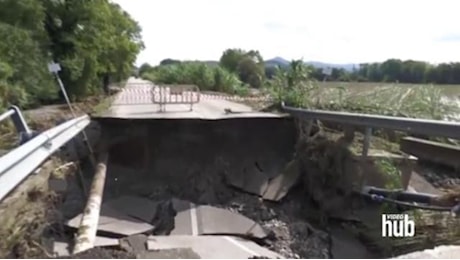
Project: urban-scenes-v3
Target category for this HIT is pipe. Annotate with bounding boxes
[72,152,108,254]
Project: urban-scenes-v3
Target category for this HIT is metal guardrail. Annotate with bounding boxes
[282,103,460,139]
[152,85,201,112]
[281,103,460,155]
[0,115,90,201]
[0,106,35,144]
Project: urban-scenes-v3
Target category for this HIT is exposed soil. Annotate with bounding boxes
[5,98,458,259]
[96,117,379,258]
[61,248,135,259]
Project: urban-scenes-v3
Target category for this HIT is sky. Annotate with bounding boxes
[113,0,460,66]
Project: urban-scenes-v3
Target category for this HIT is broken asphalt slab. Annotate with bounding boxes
[104,195,159,223]
[53,237,120,257]
[66,204,154,236]
[226,159,301,202]
[120,234,201,259]
[170,199,267,239]
[146,235,282,259]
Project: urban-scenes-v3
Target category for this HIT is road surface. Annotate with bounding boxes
[101,77,283,119]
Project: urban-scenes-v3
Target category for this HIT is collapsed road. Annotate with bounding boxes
[4,77,460,258]
[46,78,373,258]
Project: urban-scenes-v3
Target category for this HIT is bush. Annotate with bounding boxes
[143,62,249,95]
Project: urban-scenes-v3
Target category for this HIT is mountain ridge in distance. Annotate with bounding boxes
[265,57,359,71]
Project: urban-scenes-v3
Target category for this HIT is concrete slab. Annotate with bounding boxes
[94,236,120,247]
[141,248,201,259]
[53,241,71,257]
[67,204,154,236]
[146,235,282,259]
[394,245,460,259]
[226,159,300,202]
[171,199,196,236]
[408,171,442,195]
[104,196,159,222]
[170,199,267,239]
[120,234,149,257]
[52,237,119,257]
[401,137,460,169]
[225,164,270,197]
[263,160,301,201]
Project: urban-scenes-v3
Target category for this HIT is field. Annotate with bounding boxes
[267,80,460,122]
[316,82,460,97]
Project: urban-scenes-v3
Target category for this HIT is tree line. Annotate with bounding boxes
[143,49,460,88]
[276,59,460,85]
[139,48,266,92]
[0,0,143,110]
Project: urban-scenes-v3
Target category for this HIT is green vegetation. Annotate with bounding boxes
[142,62,249,96]
[0,0,143,111]
[268,59,460,85]
[139,48,266,95]
[264,60,460,121]
[141,50,459,122]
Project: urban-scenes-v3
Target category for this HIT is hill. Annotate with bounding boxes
[265,57,359,71]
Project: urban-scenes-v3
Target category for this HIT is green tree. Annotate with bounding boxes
[219,48,265,88]
[41,0,144,99]
[219,48,246,73]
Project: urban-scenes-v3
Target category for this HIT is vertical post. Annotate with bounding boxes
[9,106,35,144]
[52,71,96,167]
[362,127,372,157]
[9,106,32,135]
[54,74,76,117]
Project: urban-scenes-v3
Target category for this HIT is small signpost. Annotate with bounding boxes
[47,62,61,73]
[48,61,75,116]
[323,67,332,76]
[323,67,332,82]
[48,61,96,168]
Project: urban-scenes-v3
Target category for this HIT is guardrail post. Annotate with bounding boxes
[9,106,35,144]
[362,127,372,157]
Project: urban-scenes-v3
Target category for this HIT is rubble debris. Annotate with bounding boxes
[146,235,282,259]
[170,199,267,239]
[63,247,136,259]
[394,245,460,259]
[66,204,154,236]
[329,226,374,258]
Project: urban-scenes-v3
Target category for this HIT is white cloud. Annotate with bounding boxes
[113,0,460,65]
